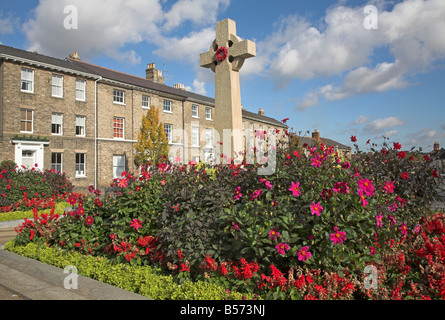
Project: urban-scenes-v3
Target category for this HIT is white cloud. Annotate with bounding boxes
[364,116,406,134]
[22,0,164,61]
[266,0,445,109]
[405,128,445,149]
[162,0,230,31]
[0,11,19,34]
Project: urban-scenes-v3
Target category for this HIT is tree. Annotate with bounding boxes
[135,107,169,166]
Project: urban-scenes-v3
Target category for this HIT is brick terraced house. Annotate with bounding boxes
[0,44,288,191]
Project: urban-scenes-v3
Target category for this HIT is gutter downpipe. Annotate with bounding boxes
[94,76,102,189]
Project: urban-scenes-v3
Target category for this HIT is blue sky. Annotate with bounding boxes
[1,0,444,152]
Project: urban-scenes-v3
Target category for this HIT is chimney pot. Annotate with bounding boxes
[258,108,264,116]
[146,62,165,85]
[312,129,320,141]
[434,141,440,151]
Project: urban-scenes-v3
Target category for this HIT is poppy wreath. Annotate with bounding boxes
[215,46,228,62]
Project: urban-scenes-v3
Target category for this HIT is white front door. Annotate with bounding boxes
[14,141,47,171]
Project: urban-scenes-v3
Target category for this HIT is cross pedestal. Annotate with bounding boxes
[200,18,255,163]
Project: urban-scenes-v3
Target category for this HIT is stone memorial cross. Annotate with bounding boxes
[200,18,255,162]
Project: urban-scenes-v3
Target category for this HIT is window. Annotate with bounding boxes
[163,100,172,113]
[205,107,212,120]
[75,153,86,177]
[51,153,63,173]
[20,109,33,133]
[21,150,35,169]
[52,74,63,98]
[164,124,172,143]
[113,89,125,104]
[21,68,34,93]
[192,104,199,118]
[76,116,86,137]
[51,112,63,135]
[192,126,199,147]
[205,128,213,147]
[76,79,86,101]
[113,155,126,179]
[142,95,150,109]
[113,117,124,139]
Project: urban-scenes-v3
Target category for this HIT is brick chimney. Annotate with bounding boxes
[69,51,80,60]
[312,129,320,141]
[258,108,264,116]
[173,83,185,91]
[434,141,440,151]
[146,63,165,85]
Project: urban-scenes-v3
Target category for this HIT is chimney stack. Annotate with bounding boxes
[434,141,440,151]
[173,83,185,91]
[146,63,165,85]
[69,51,80,60]
[258,108,264,116]
[312,129,320,141]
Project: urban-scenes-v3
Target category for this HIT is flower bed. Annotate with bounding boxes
[10,137,445,299]
[0,160,74,213]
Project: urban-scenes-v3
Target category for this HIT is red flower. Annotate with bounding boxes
[215,47,228,62]
[350,135,357,142]
[393,142,402,150]
[401,172,409,180]
[281,118,289,123]
[397,151,406,159]
[432,170,439,178]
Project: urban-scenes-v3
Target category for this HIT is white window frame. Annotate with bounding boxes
[113,117,125,139]
[21,68,34,93]
[51,152,63,173]
[75,153,86,177]
[142,95,150,109]
[192,104,199,118]
[51,74,64,98]
[76,115,86,137]
[51,112,63,135]
[76,79,86,101]
[205,107,212,120]
[205,128,213,148]
[113,89,125,105]
[113,155,126,179]
[163,100,172,113]
[20,109,34,133]
[192,126,200,147]
[164,123,172,143]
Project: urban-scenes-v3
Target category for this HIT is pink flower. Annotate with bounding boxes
[358,178,374,196]
[400,222,408,235]
[369,246,376,256]
[110,233,117,240]
[383,181,395,194]
[117,177,128,188]
[268,227,280,241]
[289,181,301,197]
[388,215,397,226]
[249,189,262,200]
[376,213,383,227]
[330,226,347,244]
[275,243,290,255]
[130,218,143,231]
[388,202,398,212]
[264,180,272,190]
[310,201,323,216]
[310,156,322,168]
[333,182,349,194]
[297,246,312,262]
[234,186,242,200]
[357,189,368,207]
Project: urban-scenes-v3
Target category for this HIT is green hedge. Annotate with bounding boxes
[0,201,70,222]
[4,241,259,300]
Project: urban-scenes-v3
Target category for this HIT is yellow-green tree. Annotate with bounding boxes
[135,107,169,166]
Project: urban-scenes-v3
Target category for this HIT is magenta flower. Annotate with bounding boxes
[234,186,242,200]
[297,246,312,262]
[310,201,323,216]
[268,227,280,241]
[130,218,143,231]
[249,189,262,200]
[383,181,395,194]
[388,215,397,226]
[369,246,376,256]
[376,213,383,228]
[310,156,322,168]
[358,178,375,196]
[388,202,398,212]
[289,181,301,197]
[400,222,408,235]
[85,216,94,226]
[275,243,290,255]
[414,224,421,233]
[333,182,349,194]
[264,180,272,190]
[330,226,347,244]
[358,189,368,207]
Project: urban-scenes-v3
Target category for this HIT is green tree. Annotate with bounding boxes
[135,107,169,166]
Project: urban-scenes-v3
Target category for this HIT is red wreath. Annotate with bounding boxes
[215,46,228,62]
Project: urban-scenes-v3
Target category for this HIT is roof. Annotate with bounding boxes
[431,148,445,159]
[0,43,287,128]
[298,136,351,150]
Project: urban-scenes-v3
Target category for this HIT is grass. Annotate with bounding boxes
[0,201,70,222]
